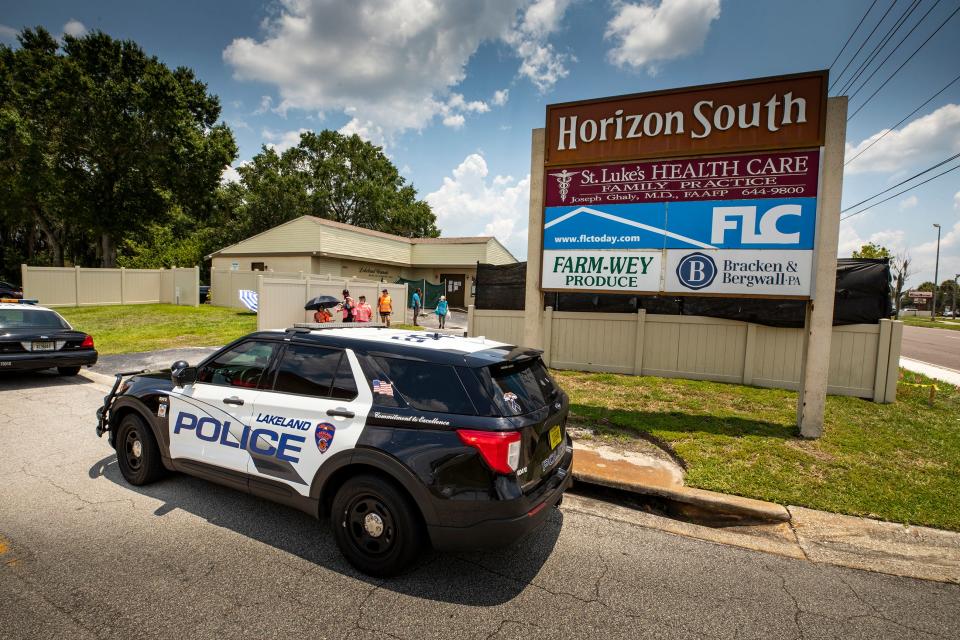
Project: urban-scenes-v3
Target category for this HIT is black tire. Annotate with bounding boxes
[115,413,165,486]
[330,474,424,577]
[57,366,81,376]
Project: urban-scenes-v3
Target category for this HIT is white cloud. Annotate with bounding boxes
[224,0,529,140]
[221,165,242,184]
[252,95,273,115]
[426,153,530,258]
[262,128,308,153]
[913,220,960,284]
[492,89,510,106]
[63,19,88,37]
[844,104,960,174]
[442,114,466,129]
[605,0,720,74]
[837,223,905,257]
[953,190,960,210]
[899,195,918,210]
[503,0,574,92]
[0,24,17,43]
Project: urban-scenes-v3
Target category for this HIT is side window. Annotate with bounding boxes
[376,357,476,415]
[272,343,358,400]
[196,341,278,389]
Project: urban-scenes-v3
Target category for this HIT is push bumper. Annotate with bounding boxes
[427,445,574,551]
[0,349,98,371]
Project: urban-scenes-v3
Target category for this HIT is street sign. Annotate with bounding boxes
[908,290,933,299]
[541,71,828,299]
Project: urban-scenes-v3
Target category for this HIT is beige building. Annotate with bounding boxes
[207,215,517,308]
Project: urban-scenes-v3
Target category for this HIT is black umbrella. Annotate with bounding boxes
[304,295,341,311]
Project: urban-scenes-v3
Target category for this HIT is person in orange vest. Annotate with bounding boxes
[313,307,333,323]
[377,288,393,327]
[354,295,373,322]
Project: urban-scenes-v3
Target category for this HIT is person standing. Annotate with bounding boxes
[412,288,422,326]
[354,296,373,323]
[340,289,355,323]
[377,288,393,327]
[435,295,449,329]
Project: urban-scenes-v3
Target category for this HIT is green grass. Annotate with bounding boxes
[901,316,960,331]
[556,369,960,531]
[58,304,257,355]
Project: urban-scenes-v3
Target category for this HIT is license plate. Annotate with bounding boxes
[549,425,562,450]
[32,341,55,351]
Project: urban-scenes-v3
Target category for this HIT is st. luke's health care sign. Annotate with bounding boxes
[541,70,828,298]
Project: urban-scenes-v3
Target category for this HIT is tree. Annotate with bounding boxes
[228,130,439,242]
[851,242,891,259]
[0,27,237,274]
[890,251,911,315]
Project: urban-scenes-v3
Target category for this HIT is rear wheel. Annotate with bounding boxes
[57,366,81,376]
[331,474,423,577]
[115,413,164,486]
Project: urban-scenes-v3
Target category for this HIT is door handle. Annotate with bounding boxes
[326,408,355,418]
[222,396,244,406]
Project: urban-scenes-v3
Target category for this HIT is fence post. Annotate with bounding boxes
[256,275,264,331]
[20,264,28,300]
[74,265,81,307]
[872,319,892,402]
[632,309,646,375]
[120,267,126,304]
[884,320,903,403]
[543,306,554,367]
[467,304,475,337]
[193,266,200,307]
[743,323,757,386]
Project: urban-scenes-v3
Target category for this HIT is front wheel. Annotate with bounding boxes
[330,474,423,577]
[115,413,165,486]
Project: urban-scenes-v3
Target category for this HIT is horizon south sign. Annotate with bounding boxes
[541,70,828,299]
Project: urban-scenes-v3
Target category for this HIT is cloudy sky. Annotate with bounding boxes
[2,0,959,285]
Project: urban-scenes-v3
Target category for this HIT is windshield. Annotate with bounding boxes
[486,358,557,416]
[0,308,70,330]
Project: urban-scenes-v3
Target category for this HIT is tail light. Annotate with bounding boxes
[457,429,521,474]
[81,334,94,348]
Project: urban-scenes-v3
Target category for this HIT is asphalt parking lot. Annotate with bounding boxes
[1,370,958,640]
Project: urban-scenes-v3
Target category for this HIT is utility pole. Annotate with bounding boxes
[953,273,959,318]
[932,223,941,320]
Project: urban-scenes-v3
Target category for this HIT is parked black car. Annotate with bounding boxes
[0,302,98,375]
[95,325,572,576]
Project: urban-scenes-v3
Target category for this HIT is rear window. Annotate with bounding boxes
[0,309,69,330]
[487,358,557,416]
[376,357,476,415]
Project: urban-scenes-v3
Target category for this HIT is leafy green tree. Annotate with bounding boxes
[229,130,439,241]
[851,242,891,259]
[0,27,237,275]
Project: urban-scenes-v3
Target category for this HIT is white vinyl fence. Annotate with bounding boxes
[211,267,386,310]
[468,307,903,402]
[257,276,409,331]
[21,265,199,307]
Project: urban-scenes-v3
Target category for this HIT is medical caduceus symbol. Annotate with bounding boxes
[550,169,576,202]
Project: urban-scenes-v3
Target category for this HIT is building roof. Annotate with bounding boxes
[206,215,518,267]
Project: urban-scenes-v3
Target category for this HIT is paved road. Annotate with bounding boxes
[1,372,958,640]
[901,325,960,372]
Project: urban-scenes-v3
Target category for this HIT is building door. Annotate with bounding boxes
[441,273,465,307]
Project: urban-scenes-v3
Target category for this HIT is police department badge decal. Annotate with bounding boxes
[315,422,336,453]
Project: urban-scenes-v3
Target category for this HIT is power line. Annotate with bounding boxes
[840,151,960,217]
[846,0,944,100]
[845,71,960,166]
[840,162,960,219]
[830,0,900,92]
[848,3,960,119]
[829,0,880,69]
[837,0,925,97]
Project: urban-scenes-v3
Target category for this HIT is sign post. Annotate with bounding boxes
[525,70,843,436]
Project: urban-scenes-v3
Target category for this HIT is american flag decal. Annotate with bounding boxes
[372,379,394,397]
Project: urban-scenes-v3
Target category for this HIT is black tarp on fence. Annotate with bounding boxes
[475,259,892,328]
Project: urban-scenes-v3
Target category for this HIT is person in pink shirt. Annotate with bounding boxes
[354,295,374,323]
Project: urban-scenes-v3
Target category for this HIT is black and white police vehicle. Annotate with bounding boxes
[0,300,98,375]
[96,325,572,576]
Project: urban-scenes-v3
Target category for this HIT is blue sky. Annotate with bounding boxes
[2,0,958,287]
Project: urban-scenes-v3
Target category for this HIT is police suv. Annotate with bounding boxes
[96,325,572,576]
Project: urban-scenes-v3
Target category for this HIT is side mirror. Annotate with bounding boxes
[171,360,197,387]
